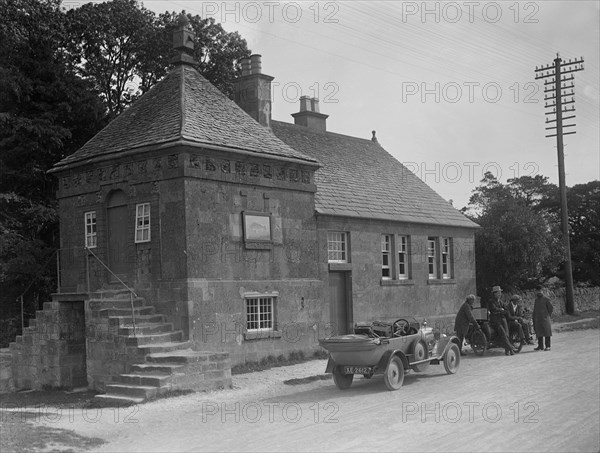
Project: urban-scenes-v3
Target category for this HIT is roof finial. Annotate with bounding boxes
[371,130,378,143]
[171,11,196,66]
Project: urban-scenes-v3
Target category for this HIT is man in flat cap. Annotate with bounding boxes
[506,294,533,345]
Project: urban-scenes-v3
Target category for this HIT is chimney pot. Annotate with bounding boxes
[310,98,320,113]
[299,96,311,112]
[240,58,251,77]
[250,54,262,74]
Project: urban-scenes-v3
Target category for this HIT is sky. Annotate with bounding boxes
[141,0,599,208]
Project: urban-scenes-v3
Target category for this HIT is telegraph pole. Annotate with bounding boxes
[534,54,584,315]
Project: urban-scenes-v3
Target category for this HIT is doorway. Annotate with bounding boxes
[328,272,352,335]
[106,190,128,280]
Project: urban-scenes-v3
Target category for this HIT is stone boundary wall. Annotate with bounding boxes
[0,349,15,393]
[506,286,600,316]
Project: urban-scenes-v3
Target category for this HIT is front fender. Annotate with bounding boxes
[439,335,461,356]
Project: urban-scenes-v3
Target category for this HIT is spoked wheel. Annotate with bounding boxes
[383,356,405,390]
[411,340,430,372]
[470,330,487,356]
[444,344,461,374]
[332,366,353,390]
[509,329,524,353]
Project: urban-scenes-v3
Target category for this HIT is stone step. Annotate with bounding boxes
[146,350,228,364]
[88,297,145,310]
[136,341,192,355]
[93,393,145,407]
[118,323,174,336]
[125,331,184,346]
[104,383,161,399]
[91,289,139,300]
[115,373,174,387]
[99,306,155,317]
[130,363,186,375]
[108,314,166,327]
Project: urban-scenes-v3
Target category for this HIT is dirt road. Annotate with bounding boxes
[4,329,599,452]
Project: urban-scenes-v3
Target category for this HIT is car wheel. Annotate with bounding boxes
[383,356,405,391]
[332,366,353,390]
[411,340,430,372]
[471,330,487,356]
[444,343,460,374]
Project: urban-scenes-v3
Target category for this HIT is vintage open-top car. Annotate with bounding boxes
[319,317,461,390]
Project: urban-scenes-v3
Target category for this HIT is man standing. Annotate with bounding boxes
[533,286,554,351]
[489,285,514,355]
[506,294,533,345]
[454,294,482,356]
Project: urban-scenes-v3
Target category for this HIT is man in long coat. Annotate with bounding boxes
[454,294,481,355]
[533,286,553,351]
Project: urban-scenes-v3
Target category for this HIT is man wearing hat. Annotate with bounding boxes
[506,294,533,345]
[489,285,514,355]
[454,294,482,356]
[533,286,554,351]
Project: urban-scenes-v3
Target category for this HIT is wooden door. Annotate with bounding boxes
[106,191,128,279]
[329,272,350,335]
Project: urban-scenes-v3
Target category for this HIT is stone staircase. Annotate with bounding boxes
[87,290,232,406]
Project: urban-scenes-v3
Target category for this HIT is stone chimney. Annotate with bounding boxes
[291,96,328,132]
[233,54,274,128]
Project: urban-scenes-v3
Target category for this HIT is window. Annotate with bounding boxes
[381,235,392,279]
[398,235,409,279]
[427,237,438,279]
[442,237,452,279]
[84,211,97,248]
[246,295,275,332]
[327,232,347,263]
[135,203,151,243]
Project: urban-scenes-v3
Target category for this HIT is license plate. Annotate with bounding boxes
[344,366,372,374]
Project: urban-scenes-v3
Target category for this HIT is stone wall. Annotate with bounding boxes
[317,215,477,322]
[0,349,14,393]
[9,301,87,391]
[506,286,600,316]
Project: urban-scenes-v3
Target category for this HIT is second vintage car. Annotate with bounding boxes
[319,317,461,391]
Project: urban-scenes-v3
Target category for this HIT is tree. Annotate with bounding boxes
[462,173,561,300]
[65,1,251,119]
[0,0,106,334]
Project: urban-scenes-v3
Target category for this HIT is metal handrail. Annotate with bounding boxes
[84,246,138,337]
[15,249,58,332]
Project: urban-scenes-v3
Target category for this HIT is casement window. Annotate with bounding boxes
[381,235,392,279]
[398,235,409,279]
[442,237,452,279]
[246,295,275,332]
[427,237,438,279]
[135,203,151,243]
[84,211,97,248]
[327,231,348,263]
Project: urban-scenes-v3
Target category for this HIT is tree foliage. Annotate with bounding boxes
[1,0,251,337]
[0,0,107,324]
[65,1,251,118]
[463,172,600,300]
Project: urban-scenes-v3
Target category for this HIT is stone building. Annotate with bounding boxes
[8,20,477,398]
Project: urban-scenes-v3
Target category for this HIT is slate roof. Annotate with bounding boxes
[271,121,478,228]
[51,65,318,172]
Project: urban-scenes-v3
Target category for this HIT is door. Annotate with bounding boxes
[329,272,351,335]
[106,190,128,279]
